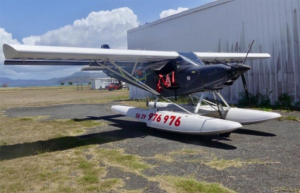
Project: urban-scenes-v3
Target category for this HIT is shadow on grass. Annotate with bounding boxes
[0,114,237,161]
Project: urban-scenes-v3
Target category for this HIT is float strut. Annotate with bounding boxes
[194,93,205,114]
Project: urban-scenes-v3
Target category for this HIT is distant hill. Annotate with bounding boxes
[0,72,107,87]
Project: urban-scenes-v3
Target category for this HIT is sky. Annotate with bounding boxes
[0,0,214,80]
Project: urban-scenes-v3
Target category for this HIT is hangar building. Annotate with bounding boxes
[127,0,300,103]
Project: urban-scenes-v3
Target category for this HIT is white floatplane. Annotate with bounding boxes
[3,43,280,136]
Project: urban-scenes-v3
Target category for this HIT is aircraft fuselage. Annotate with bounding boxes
[103,52,249,97]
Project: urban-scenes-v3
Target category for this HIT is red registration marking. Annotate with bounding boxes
[148,113,153,120]
[135,113,181,126]
[169,115,176,125]
[156,114,162,122]
[164,115,169,123]
[136,113,147,119]
[135,113,140,119]
[174,117,181,127]
[152,113,158,121]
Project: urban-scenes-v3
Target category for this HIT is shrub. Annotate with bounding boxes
[275,93,292,109]
[238,89,272,107]
[1,83,9,87]
[238,92,260,107]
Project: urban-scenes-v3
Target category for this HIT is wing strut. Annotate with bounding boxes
[131,61,139,75]
[194,93,204,114]
[94,60,159,95]
[109,61,161,96]
[96,60,193,115]
[108,60,193,114]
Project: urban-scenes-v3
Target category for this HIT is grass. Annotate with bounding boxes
[203,157,278,170]
[122,99,148,108]
[272,187,300,193]
[0,146,128,192]
[79,174,99,184]
[278,116,300,122]
[85,178,124,192]
[0,116,105,146]
[0,86,129,109]
[1,151,77,192]
[204,158,245,170]
[151,149,276,171]
[152,149,206,163]
[170,149,205,155]
[153,154,174,163]
[18,117,35,121]
[158,176,236,193]
[96,148,152,173]
[99,178,122,190]
[0,146,139,191]
[259,107,273,112]
[78,160,93,169]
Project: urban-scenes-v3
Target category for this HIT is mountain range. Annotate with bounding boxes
[0,72,108,87]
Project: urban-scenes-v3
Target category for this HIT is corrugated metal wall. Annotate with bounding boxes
[127,0,300,103]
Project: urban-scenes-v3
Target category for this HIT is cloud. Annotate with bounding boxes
[159,7,189,19]
[22,36,41,45]
[0,7,139,80]
[0,28,20,62]
[22,7,138,49]
[0,29,80,80]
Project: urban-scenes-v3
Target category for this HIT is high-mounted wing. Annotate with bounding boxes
[3,44,178,63]
[195,52,271,63]
[3,44,270,65]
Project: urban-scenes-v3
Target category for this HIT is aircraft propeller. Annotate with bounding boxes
[240,40,255,106]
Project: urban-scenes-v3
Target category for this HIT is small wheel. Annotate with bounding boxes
[109,88,115,91]
[219,132,231,138]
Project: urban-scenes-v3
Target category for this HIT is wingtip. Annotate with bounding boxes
[3,44,17,59]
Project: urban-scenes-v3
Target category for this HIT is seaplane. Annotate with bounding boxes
[3,42,281,137]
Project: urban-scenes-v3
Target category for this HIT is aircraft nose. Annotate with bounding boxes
[234,63,251,74]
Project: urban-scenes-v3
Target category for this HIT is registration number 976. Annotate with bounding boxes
[135,113,181,127]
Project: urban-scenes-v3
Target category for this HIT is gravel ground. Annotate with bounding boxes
[4,103,300,193]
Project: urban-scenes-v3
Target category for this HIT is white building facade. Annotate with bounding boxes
[91,78,118,89]
[127,0,300,103]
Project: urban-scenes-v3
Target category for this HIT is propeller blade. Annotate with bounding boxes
[241,40,255,106]
[241,73,251,106]
[243,40,255,64]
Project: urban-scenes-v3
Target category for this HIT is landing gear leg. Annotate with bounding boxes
[154,97,159,109]
[188,94,195,105]
[212,91,225,119]
[194,93,205,114]
[213,91,232,138]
